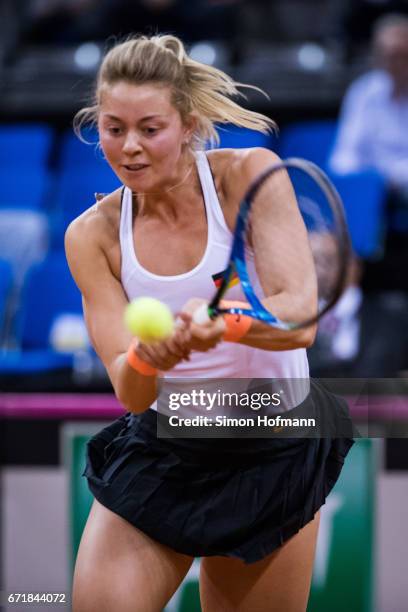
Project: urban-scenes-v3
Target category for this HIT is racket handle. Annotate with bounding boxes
[192,303,212,325]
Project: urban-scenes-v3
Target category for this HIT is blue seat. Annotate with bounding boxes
[17,252,82,350]
[0,124,53,167]
[0,252,83,373]
[0,169,52,210]
[0,124,54,211]
[58,127,103,167]
[0,259,13,339]
[279,120,338,169]
[328,169,387,258]
[52,129,120,244]
[277,121,386,258]
[213,124,279,150]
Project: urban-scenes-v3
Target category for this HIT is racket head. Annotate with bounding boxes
[209,158,352,330]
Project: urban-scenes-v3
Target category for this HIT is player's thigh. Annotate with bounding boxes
[199,511,320,612]
[73,499,194,612]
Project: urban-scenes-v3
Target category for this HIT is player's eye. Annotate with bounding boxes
[144,127,159,135]
[106,126,122,135]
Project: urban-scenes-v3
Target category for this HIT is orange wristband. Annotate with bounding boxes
[221,300,253,342]
[127,342,158,376]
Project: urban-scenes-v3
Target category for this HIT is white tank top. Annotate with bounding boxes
[119,151,309,408]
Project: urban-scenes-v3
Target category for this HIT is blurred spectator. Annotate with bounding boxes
[308,249,408,378]
[330,14,408,191]
[332,0,408,61]
[330,14,408,292]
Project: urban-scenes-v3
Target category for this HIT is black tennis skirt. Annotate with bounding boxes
[84,380,354,563]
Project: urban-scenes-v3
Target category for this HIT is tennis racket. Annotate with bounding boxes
[193,158,351,330]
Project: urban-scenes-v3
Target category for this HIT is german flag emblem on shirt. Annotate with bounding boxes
[212,269,239,289]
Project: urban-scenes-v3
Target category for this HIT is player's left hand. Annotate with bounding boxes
[182,298,226,352]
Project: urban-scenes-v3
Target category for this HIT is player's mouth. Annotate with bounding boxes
[122,163,149,173]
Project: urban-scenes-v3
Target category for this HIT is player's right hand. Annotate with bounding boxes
[134,312,192,371]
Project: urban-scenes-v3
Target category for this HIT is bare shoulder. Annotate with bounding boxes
[209,147,280,197]
[65,188,123,289]
[65,187,122,252]
[206,148,282,226]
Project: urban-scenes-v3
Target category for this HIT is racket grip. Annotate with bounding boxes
[192,303,212,325]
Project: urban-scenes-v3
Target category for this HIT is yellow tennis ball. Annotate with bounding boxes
[124,297,174,343]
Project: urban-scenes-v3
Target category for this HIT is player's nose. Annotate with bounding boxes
[122,131,142,155]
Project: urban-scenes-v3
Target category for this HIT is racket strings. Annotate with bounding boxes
[242,164,349,327]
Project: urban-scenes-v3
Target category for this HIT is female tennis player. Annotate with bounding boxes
[65,34,354,612]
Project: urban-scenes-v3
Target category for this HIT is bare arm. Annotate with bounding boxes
[186,148,317,351]
[237,147,317,349]
[65,213,190,413]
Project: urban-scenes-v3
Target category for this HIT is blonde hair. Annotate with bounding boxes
[74,34,276,148]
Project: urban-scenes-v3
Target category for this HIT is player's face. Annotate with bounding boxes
[98,82,192,192]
